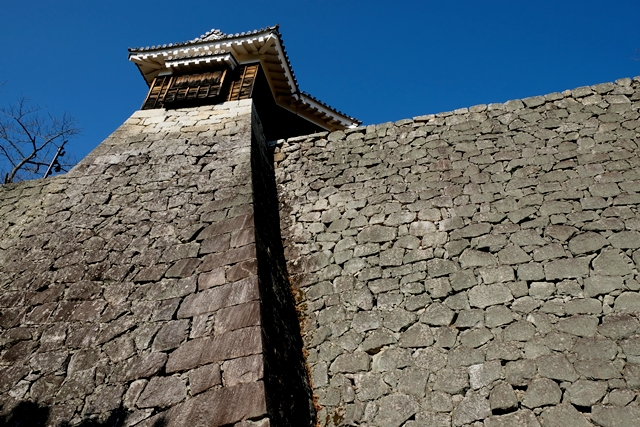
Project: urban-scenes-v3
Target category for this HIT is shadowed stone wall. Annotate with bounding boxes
[251,112,316,427]
[0,101,276,427]
[276,77,640,426]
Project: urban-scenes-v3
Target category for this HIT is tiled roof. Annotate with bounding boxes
[128,25,361,129]
[128,26,279,53]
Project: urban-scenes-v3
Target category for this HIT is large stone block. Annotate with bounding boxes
[177,275,259,318]
[143,382,268,427]
[468,284,513,308]
[544,257,590,280]
[166,326,262,373]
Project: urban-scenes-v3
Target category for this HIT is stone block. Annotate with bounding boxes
[166,326,262,373]
[497,244,531,265]
[593,249,634,276]
[485,305,514,328]
[572,337,617,360]
[198,268,226,290]
[123,379,147,409]
[426,258,459,277]
[569,231,607,255]
[544,257,590,280]
[368,278,399,294]
[201,234,231,255]
[584,276,623,297]
[566,379,607,406]
[479,265,514,284]
[398,323,434,348]
[134,265,168,283]
[329,351,370,373]
[536,353,579,382]
[166,258,201,278]
[503,320,536,341]
[357,225,397,243]
[222,354,263,387]
[0,366,29,394]
[29,350,68,374]
[137,376,187,408]
[425,277,452,298]
[110,352,168,383]
[230,227,256,248]
[198,214,254,240]
[623,363,640,389]
[198,244,256,272]
[361,329,396,352]
[505,359,537,386]
[485,410,541,427]
[419,302,455,326]
[177,275,259,318]
[152,320,189,351]
[468,284,513,308]
[226,259,258,282]
[409,221,436,236]
[614,292,640,313]
[450,269,476,291]
[153,382,267,427]
[379,248,404,266]
[373,394,419,427]
[56,368,96,401]
[452,392,491,426]
[396,368,429,399]
[565,298,602,315]
[469,360,502,389]
[433,367,469,394]
[591,405,640,427]
[382,309,415,332]
[522,378,561,408]
[541,404,590,427]
[608,230,640,249]
[459,327,493,348]
[489,382,518,411]
[214,301,261,335]
[459,249,497,268]
[556,315,599,337]
[598,314,640,340]
[574,360,622,379]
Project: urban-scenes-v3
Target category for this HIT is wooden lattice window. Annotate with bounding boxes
[227,64,259,101]
[142,70,227,110]
[142,64,260,110]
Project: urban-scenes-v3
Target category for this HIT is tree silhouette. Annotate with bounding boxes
[0,93,79,184]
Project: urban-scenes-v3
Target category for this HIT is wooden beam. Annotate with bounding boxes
[258,37,275,54]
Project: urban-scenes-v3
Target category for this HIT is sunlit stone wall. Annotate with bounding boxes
[277,77,640,427]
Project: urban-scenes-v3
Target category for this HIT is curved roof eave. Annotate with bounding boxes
[128,26,361,130]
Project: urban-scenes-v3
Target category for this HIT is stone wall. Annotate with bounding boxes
[276,77,640,426]
[0,101,282,427]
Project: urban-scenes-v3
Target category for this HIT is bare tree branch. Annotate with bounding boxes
[0,93,80,184]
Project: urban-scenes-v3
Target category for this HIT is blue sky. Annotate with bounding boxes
[1,0,639,165]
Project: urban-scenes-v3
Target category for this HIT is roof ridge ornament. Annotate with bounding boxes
[200,29,226,41]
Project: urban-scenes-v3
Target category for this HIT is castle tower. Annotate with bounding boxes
[4,23,638,427]
[129,25,360,141]
[0,26,359,427]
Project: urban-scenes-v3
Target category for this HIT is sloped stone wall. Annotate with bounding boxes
[276,77,640,426]
[0,101,272,427]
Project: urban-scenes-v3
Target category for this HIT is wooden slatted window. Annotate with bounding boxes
[227,64,259,101]
[141,64,260,109]
[142,75,173,110]
[142,70,227,109]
